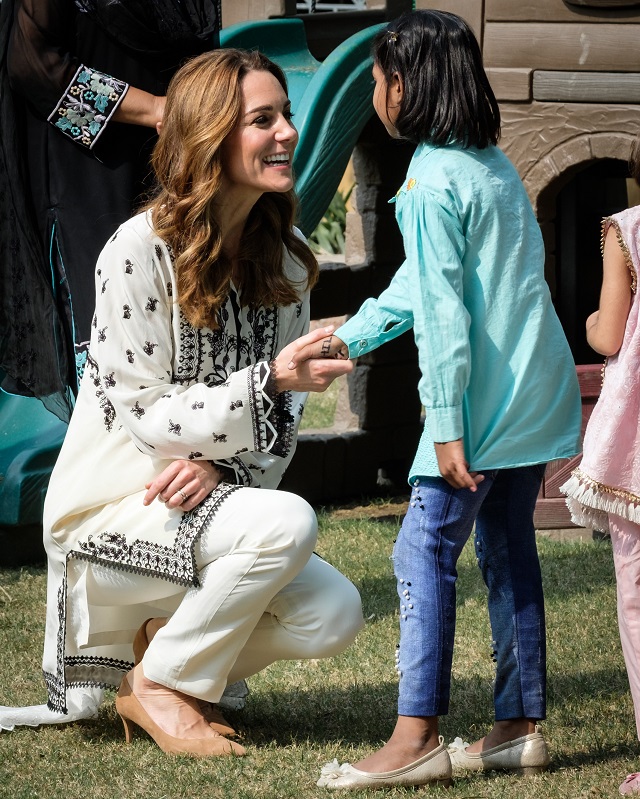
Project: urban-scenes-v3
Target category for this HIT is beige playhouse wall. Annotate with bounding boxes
[220,0,286,27]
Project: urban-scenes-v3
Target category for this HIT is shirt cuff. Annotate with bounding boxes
[250,361,295,459]
[427,405,464,443]
[335,322,376,358]
[47,64,129,149]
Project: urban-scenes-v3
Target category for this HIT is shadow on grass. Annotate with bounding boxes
[85,665,611,750]
[41,663,632,779]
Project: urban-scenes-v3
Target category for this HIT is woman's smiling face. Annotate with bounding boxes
[221,69,298,202]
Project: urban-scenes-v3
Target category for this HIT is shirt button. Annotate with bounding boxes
[359,339,367,348]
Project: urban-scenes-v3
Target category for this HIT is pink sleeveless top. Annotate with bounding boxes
[562,206,640,531]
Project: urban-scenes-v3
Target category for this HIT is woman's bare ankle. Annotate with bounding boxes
[128,664,216,739]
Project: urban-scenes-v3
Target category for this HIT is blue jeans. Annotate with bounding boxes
[392,464,547,720]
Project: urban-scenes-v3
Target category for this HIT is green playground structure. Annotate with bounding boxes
[0,18,384,547]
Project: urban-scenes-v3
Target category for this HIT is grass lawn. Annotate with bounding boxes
[0,503,635,799]
[299,379,341,430]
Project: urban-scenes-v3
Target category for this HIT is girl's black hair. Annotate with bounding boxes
[373,10,501,149]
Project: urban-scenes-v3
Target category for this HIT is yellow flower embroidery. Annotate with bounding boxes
[407,178,417,190]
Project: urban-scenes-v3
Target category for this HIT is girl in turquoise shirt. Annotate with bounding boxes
[290,9,581,791]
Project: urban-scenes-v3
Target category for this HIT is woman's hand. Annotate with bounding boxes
[434,439,484,492]
[272,326,353,393]
[286,329,349,367]
[143,459,223,511]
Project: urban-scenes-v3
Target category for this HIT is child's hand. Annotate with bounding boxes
[286,329,349,369]
[434,440,484,492]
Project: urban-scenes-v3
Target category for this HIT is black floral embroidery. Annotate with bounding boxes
[92,314,97,328]
[155,244,163,261]
[44,576,68,713]
[230,400,243,410]
[72,483,241,587]
[124,259,134,274]
[101,279,109,294]
[188,451,203,460]
[296,302,303,318]
[216,457,253,486]
[173,310,202,383]
[212,432,228,443]
[86,353,115,432]
[48,64,128,149]
[123,305,132,319]
[143,341,158,356]
[103,372,116,388]
[234,447,248,455]
[168,419,182,436]
[191,401,204,410]
[146,297,159,312]
[247,361,295,458]
[131,402,145,419]
[97,327,107,343]
[126,349,135,363]
[167,282,173,297]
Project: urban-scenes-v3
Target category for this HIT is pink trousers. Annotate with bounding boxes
[610,514,640,739]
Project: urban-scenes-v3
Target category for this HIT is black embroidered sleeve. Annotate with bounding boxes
[47,65,128,150]
[247,361,295,459]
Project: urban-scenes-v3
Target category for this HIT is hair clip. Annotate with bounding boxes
[388,31,398,43]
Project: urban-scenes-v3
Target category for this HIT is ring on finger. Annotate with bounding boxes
[178,489,189,503]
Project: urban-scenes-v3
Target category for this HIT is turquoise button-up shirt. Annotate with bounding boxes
[337,142,581,481]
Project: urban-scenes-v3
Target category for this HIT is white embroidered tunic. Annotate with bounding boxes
[40,211,310,713]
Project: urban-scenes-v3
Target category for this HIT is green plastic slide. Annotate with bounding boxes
[0,18,383,544]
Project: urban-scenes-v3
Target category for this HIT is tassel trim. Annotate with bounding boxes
[560,469,640,532]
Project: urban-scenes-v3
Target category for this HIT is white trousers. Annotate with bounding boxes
[87,487,364,702]
[610,513,640,739]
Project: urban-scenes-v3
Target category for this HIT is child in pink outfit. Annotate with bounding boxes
[561,144,640,796]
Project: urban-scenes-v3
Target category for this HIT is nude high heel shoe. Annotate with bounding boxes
[132,617,238,739]
[115,674,245,758]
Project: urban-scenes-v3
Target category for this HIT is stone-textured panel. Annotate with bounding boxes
[500,101,639,189]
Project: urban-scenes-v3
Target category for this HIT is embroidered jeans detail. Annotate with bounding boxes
[393,465,546,719]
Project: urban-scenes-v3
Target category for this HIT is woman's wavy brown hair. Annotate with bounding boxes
[147,49,318,329]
